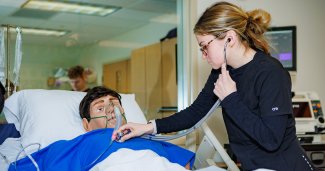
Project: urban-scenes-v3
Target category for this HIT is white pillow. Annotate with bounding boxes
[120,94,147,124]
[3,89,146,148]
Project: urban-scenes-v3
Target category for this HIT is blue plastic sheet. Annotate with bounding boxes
[9,128,194,171]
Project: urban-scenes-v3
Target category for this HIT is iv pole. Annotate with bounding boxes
[5,25,11,98]
[1,24,16,98]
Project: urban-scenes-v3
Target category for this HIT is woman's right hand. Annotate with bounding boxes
[112,122,154,142]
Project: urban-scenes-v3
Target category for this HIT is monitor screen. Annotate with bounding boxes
[265,26,297,71]
[292,101,313,118]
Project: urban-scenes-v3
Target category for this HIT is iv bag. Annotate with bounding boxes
[13,27,22,87]
[0,28,5,86]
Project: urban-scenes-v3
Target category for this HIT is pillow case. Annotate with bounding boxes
[3,89,146,148]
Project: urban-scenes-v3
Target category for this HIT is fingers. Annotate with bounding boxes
[221,63,232,83]
[221,63,227,74]
[118,131,135,142]
[215,63,233,100]
[111,122,145,142]
[112,124,130,141]
[214,77,221,97]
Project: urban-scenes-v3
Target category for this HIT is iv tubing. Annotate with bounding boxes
[14,143,41,171]
[84,105,123,170]
[141,99,221,141]
[142,40,229,141]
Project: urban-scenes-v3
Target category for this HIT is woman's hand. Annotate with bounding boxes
[112,122,154,142]
[214,63,237,100]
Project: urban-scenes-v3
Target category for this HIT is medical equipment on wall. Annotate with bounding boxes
[293,91,324,143]
[0,25,23,97]
[293,92,325,170]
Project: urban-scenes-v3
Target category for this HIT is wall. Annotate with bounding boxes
[10,22,175,91]
[78,22,176,86]
[187,0,325,144]
[16,44,79,90]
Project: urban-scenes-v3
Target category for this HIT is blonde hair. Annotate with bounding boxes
[194,1,271,54]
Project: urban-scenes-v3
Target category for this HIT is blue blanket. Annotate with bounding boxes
[9,128,195,171]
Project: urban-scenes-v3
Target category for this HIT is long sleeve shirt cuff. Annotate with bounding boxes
[149,120,157,134]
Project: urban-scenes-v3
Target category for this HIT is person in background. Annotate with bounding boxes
[114,1,315,171]
[67,65,90,92]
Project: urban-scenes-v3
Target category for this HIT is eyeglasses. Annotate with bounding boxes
[200,38,216,56]
[199,31,226,56]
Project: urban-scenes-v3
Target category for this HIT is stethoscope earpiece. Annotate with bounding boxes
[224,38,231,65]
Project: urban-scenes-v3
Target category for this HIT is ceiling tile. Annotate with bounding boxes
[110,8,160,21]
[0,0,26,8]
[0,6,19,17]
[1,16,46,28]
[128,0,176,13]
[11,9,57,20]
[0,0,176,46]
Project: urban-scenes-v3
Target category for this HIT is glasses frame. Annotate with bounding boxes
[199,31,226,56]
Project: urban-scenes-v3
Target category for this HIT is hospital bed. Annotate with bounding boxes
[0,89,238,171]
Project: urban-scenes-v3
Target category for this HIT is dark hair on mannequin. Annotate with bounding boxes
[79,86,122,121]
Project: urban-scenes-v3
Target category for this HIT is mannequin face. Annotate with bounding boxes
[82,95,126,132]
[196,34,225,69]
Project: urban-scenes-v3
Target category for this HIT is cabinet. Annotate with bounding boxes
[161,38,178,117]
[130,38,177,120]
[103,59,130,93]
[130,43,162,120]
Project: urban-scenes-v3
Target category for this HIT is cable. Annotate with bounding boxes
[223,38,230,65]
[84,105,123,170]
[14,143,41,171]
[0,152,10,164]
[142,39,229,141]
[141,99,221,141]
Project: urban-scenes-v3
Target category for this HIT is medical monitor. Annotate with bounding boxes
[292,101,313,119]
[265,26,297,71]
[292,100,316,134]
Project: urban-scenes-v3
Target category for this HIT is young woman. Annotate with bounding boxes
[114,2,314,170]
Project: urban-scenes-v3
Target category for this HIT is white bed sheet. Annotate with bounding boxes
[0,138,22,171]
[91,148,226,171]
[90,148,188,171]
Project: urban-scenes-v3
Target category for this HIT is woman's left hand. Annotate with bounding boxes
[214,63,237,100]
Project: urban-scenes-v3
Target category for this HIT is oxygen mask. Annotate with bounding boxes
[88,101,123,129]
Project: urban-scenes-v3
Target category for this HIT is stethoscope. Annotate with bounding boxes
[141,38,231,141]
